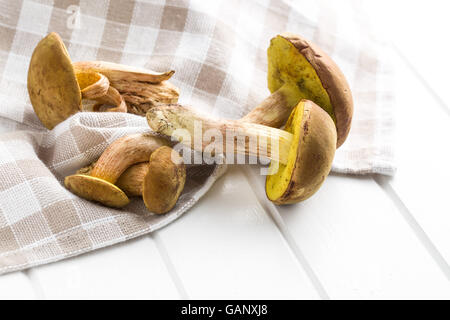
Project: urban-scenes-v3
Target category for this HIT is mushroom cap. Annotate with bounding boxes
[64,174,130,208]
[27,32,81,129]
[265,100,336,204]
[267,33,353,148]
[142,146,186,214]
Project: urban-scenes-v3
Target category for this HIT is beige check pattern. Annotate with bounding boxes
[0,0,396,274]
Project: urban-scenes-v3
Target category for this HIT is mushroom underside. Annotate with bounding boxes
[64,174,130,208]
[265,100,336,204]
[267,35,335,122]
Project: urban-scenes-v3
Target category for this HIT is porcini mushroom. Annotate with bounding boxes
[72,146,186,214]
[241,33,353,148]
[64,133,170,207]
[27,32,179,129]
[146,101,336,203]
[27,33,128,129]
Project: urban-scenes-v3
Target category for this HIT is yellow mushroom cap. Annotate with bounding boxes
[268,33,353,148]
[266,100,336,204]
[64,174,130,208]
[27,32,81,130]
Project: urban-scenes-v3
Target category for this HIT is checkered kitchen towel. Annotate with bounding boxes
[0,0,396,274]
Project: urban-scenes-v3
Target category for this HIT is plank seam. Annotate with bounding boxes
[373,175,450,281]
[242,167,330,300]
[22,269,45,299]
[150,233,189,299]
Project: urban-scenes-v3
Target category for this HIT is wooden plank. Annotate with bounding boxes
[246,167,450,299]
[29,236,180,299]
[156,166,321,299]
[377,52,450,265]
[0,271,37,299]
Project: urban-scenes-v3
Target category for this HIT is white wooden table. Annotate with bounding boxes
[1,1,449,299]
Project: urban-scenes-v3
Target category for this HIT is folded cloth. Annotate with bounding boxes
[0,0,396,274]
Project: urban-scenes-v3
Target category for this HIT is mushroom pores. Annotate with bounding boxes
[143,146,186,214]
[27,32,81,130]
[265,100,336,204]
[64,174,130,208]
[268,35,334,121]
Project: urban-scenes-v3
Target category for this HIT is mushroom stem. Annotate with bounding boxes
[90,133,170,183]
[146,104,293,165]
[73,61,180,116]
[77,162,148,197]
[116,163,148,197]
[240,83,301,128]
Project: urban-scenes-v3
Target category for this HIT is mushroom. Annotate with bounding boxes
[64,133,170,208]
[241,33,353,148]
[27,32,179,129]
[71,146,186,214]
[146,101,336,203]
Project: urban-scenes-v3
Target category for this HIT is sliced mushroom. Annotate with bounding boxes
[147,101,336,204]
[64,133,170,208]
[241,33,353,148]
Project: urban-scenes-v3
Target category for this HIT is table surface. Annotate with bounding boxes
[1,1,449,299]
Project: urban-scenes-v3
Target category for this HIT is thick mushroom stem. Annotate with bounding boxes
[77,162,148,197]
[116,162,148,197]
[146,104,293,165]
[90,133,169,183]
[240,83,301,128]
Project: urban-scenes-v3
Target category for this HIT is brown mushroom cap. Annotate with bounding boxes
[266,100,336,204]
[267,33,353,148]
[27,32,81,129]
[64,174,129,208]
[143,146,186,214]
